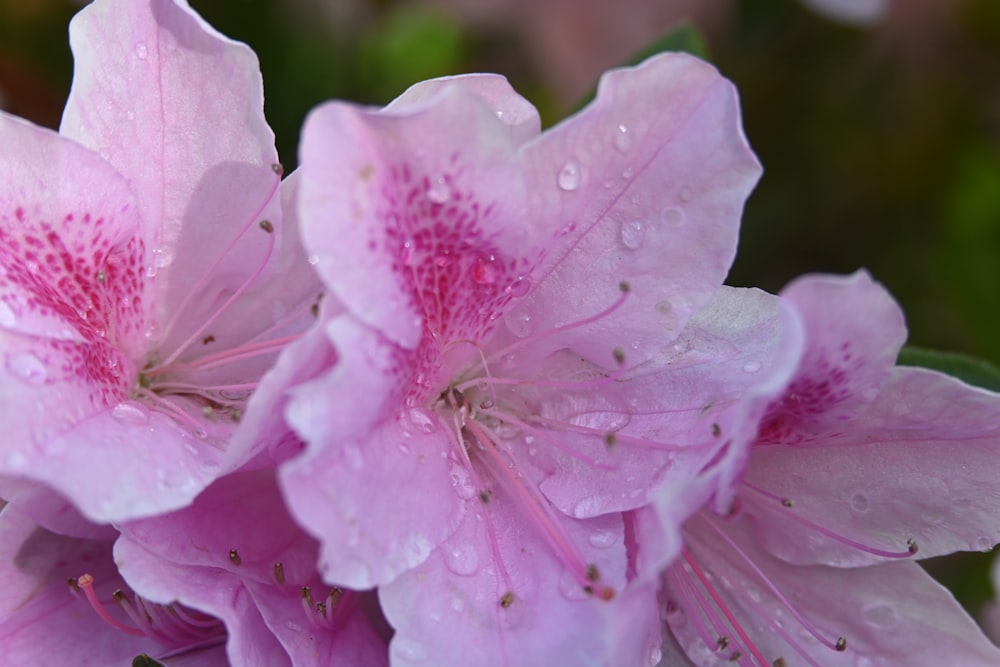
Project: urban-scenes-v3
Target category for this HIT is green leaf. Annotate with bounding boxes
[132,655,166,667]
[570,21,710,115]
[897,346,1000,392]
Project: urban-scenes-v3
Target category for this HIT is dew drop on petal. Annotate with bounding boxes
[850,493,869,513]
[614,124,633,152]
[392,638,429,663]
[443,542,479,576]
[742,361,761,374]
[407,407,436,434]
[588,530,618,549]
[661,207,685,226]
[619,220,645,250]
[425,175,450,203]
[506,276,531,297]
[7,352,47,384]
[862,602,899,628]
[111,401,149,425]
[307,254,319,265]
[450,597,465,613]
[557,159,581,191]
[449,463,476,500]
[472,256,497,285]
[977,536,994,552]
[125,110,135,121]
[504,307,534,338]
[135,41,148,59]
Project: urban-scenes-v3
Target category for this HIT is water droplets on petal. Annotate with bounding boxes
[112,401,150,425]
[425,175,451,204]
[393,637,429,663]
[661,207,685,226]
[613,124,633,152]
[443,541,479,576]
[7,352,47,384]
[587,530,618,549]
[742,361,761,374]
[557,159,582,192]
[505,276,531,297]
[619,219,645,250]
[135,41,148,60]
[850,493,869,513]
[862,602,899,628]
[504,306,534,339]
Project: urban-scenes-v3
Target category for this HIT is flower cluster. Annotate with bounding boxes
[2,2,999,666]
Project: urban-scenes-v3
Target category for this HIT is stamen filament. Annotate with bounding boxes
[530,414,684,453]
[76,574,144,637]
[146,333,302,376]
[741,482,916,559]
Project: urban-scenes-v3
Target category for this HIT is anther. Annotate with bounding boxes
[133,655,166,667]
[301,586,314,607]
[97,269,107,283]
[500,592,514,608]
[907,538,919,555]
[716,636,729,651]
[327,588,343,609]
[228,548,242,566]
[586,564,600,582]
[479,399,495,410]
[711,423,721,437]
[478,490,492,504]
[258,220,274,234]
[835,636,847,651]
[618,281,631,293]
[604,433,618,449]
[316,602,327,620]
[270,162,284,175]
[273,562,285,585]
[773,658,787,667]
[781,498,794,508]
[67,577,80,593]
[612,347,626,365]
[202,335,215,345]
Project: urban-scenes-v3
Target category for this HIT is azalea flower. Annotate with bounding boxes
[253,52,804,664]
[647,272,1000,666]
[0,0,318,528]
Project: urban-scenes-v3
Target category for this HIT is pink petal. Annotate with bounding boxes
[514,53,761,365]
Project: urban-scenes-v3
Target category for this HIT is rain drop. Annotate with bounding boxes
[443,542,479,576]
[425,175,450,203]
[449,463,476,500]
[112,401,149,426]
[307,254,319,265]
[619,220,645,250]
[661,207,685,226]
[742,361,761,374]
[977,536,994,552]
[557,159,582,191]
[7,352,47,384]
[506,276,531,297]
[588,530,618,549]
[392,638,429,663]
[125,110,135,121]
[504,308,534,338]
[613,124,633,152]
[135,42,148,60]
[450,597,465,612]
[850,493,869,512]
[407,407,436,434]
[862,603,899,628]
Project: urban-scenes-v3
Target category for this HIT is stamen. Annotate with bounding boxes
[500,592,515,608]
[528,413,683,454]
[464,419,615,600]
[273,561,285,585]
[485,283,631,365]
[146,333,303,376]
[229,548,242,566]
[742,482,918,559]
[258,220,274,234]
[77,574,144,636]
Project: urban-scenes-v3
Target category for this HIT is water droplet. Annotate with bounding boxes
[425,175,450,203]
[284,621,302,633]
[125,110,135,121]
[393,637,429,663]
[443,542,479,576]
[472,256,497,284]
[557,159,581,191]
[555,222,577,238]
[450,597,465,612]
[6,451,29,470]
[850,493,869,512]
[588,530,618,549]
[619,220,645,250]
[862,602,899,628]
[112,401,149,425]
[135,42,148,59]
[504,308,534,338]
[307,254,319,265]
[742,361,761,374]
[678,185,694,202]
[449,463,476,500]
[647,646,662,667]
[661,207,685,226]
[0,299,15,328]
[7,352,47,384]
[613,124,633,152]
[977,536,994,552]
[573,496,602,518]
[505,276,531,297]
[407,407,436,434]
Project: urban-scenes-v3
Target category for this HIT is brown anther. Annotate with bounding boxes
[499,592,515,608]
[773,658,787,667]
[310,302,320,317]
[711,423,721,437]
[586,564,601,582]
[907,538,919,555]
[67,577,80,593]
[781,498,794,508]
[202,406,215,419]
[478,490,492,504]
[835,636,847,651]
[583,585,594,596]
[729,652,742,662]
[202,335,215,345]
[301,586,314,607]
[229,548,242,566]
[613,347,626,365]
[716,636,729,651]
[328,587,344,608]
[112,589,126,603]
[316,601,327,619]
[271,162,284,175]
[273,561,285,585]
[97,269,107,284]
[604,433,618,449]
[618,281,631,293]
[258,220,274,234]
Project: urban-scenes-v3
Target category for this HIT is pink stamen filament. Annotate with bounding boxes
[475,406,618,471]
[665,567,726,660]
[154,381,257,395]
[699,512,847,653]
[154,165,282,352]
[453,367,626,393]
[530,413,685,454]
[484,286,630,366]
[145,333,301,376]
[741,482,916,559]
[77,574,144,637]
[465,419,614,600]
[681,551,773,667]
[135,389,209,435]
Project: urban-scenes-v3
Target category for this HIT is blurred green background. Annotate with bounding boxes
[2,0,998,631]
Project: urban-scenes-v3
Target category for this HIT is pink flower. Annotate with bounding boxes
[648,272,1000,665]
[262,53,793,663]
[0,505,227,665]
[114,469,389,666]
[0,0,318,527]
